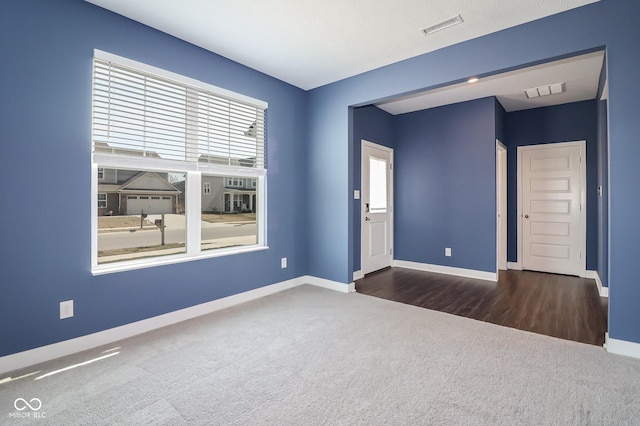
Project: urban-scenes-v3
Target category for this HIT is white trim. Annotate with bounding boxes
[393,260,498,282]
[91,245,269,276]
[94,49,268,109]
[507,261,521,270]
[0,274,354,375]
[586,270,609,297]
[605,333,640,359]
[186,171,202,255]
[93,153,267,178]
[496,140,507,272]
[304,275,356,293]
[353,270,364,281]
[517,141,587,277]
[91,164,98,268]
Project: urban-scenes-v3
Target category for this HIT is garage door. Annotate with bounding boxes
[126,195,173,215]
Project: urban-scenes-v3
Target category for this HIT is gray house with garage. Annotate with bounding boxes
[97,168,182,216]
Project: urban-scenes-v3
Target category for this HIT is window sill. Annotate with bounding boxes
[91,245,269,276]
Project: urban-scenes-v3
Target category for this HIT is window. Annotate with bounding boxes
[369,157,388,213]
[202,175,257,251]
[226,177,242,187]
[91,50,267,274]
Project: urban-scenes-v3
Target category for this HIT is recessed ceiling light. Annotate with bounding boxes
[467,77,479,83]
[421,15,464,36]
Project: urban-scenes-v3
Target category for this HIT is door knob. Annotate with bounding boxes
[524,214,529,219]
[365,217,370,221]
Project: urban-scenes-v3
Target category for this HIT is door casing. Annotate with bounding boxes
[497,140,507,272]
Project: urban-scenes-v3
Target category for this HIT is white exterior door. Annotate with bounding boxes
[519,141,586,277]
[361,141,393,275]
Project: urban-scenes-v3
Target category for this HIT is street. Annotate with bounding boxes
[98,215,256,251]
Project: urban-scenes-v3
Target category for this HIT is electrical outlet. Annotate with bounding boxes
[60,300,74,319]
[445,248,452,257]
[281,257,287,269]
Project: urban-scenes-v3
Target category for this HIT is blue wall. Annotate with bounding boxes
[0,0,308,357]
[352,106,395,273]
[393,98,497,273]
[3,0,640,357]
[310,1,640,343]
[505,100,599,270]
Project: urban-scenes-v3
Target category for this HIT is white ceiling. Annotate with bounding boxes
[376,50,605,114]
[86,0,599,91]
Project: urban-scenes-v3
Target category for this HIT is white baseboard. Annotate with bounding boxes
[0,275,353,375]
[605,333,640,359]
[305,275,355,293]
[393,260,497,282]
[353,270,363,281]
[507,261,521,270]
[585,270,608,297]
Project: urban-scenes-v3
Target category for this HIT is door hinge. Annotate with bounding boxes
[390,248,393,255]
[390,163,393,170]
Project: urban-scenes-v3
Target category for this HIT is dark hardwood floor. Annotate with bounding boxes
[355,267,608,346]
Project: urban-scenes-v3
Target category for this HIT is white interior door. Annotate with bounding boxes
[519,141,586,277]
[361,141,393,275]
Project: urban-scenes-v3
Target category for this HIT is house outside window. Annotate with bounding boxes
[92,50,267,274]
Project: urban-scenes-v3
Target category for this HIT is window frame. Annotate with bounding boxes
[97,192,107,208]
[91,50,268,275]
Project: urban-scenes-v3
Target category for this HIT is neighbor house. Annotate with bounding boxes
[2,0,640,373]
[97,168,181,216]
[200,176,257,214]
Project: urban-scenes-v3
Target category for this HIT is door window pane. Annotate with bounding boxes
[369,157,387,213]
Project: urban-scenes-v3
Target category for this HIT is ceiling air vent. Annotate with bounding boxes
[525,82,565,98]
[422,15,464,36]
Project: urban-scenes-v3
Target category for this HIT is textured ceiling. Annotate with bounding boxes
[85,0,599,90]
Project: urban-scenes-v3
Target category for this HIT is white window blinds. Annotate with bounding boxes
[92,52,266,169]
